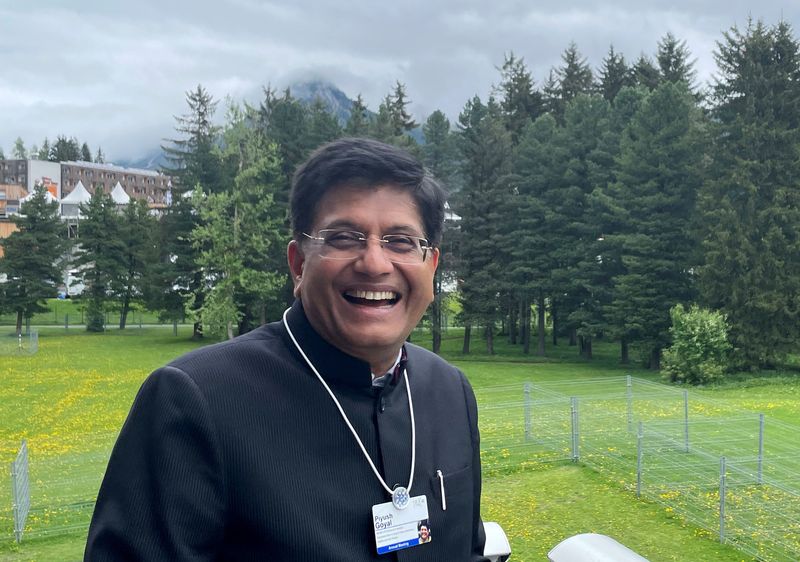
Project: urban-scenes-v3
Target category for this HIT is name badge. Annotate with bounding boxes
[372,495,431,555]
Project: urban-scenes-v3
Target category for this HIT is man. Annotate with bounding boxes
[85,137,487,561]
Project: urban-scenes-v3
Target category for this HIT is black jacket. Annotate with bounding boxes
[85,301,487,561]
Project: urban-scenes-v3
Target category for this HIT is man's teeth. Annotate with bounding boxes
[347,290,397,300]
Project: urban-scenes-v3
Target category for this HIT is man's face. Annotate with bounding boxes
[287,184,439,371]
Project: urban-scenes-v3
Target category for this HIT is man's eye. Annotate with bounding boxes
[383,236,419,253]
[324,231,363,248]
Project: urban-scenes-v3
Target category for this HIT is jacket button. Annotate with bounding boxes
[379,397,386,412]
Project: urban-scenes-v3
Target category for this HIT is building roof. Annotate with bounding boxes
[61,180,91,203]
[110,182,131,204]
[61,160,167,178]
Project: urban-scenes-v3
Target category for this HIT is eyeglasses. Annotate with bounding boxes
[302,229,432,264]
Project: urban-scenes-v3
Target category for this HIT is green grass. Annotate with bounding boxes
[0,298,187,328]
[2,324,796,561]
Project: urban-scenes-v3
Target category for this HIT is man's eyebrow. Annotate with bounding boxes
[319,220,425,236]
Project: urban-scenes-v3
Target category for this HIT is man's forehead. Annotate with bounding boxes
[310,183,422,228]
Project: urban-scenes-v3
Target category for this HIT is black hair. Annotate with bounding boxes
[290,137,446,245]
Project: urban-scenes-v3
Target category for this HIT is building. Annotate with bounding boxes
[0,159,61,198]
[60,161,171,205]
[0,158,173,207]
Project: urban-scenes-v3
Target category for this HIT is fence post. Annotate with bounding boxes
[626,375,633,433]
[719,456,726,543]
[570,397,580,462]
[524,383,532,442]
[757,413,764,485]
[636,421,643,498]
[683,389,690,453]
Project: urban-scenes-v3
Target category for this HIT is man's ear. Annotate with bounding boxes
[287,240,305,298]
[430,247,440,270]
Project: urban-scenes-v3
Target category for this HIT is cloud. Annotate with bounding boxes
[1,1,799,160]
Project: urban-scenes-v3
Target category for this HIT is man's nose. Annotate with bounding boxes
[353,239,394,274]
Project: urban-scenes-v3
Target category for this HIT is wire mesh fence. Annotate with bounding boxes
[0,330,38,355]
[0,431,117,542]
[3,375,798,561]
[476,376,800,562]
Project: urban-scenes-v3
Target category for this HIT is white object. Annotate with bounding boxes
[548,533,649,561]
[483,521,511,561]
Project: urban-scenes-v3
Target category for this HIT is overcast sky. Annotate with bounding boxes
[1,1,797,162]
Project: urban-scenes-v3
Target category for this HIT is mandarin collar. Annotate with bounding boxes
[283,300,375,390]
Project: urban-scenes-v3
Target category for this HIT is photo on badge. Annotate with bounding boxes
[417,519,432,544]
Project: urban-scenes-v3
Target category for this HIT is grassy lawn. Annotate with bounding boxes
[2,324,796,561]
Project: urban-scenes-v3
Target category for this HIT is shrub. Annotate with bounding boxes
[662,304,731,385]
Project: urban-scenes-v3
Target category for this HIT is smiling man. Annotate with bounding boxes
[85,138,487,561]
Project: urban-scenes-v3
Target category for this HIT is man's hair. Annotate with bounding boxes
[290,137,446,245]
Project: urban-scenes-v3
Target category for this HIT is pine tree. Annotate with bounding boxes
[191,118,284,338]
[609,82,703,368]
[496,53,544,143]
[699,20,800,367]
[116,199,155,329]
[390,81,417,136]
[306,97,342,148]
[13,137,27,159]
[657,32,697,89]
[632,55,661,91]
[80,142,92,162]
[74,190,125,331]
[38,138,50,161]
[344,94,370,136]
[370,95,396,143]
[597,45,634,101]
[422,110,458,354]
[49,135,81,162]
[0,184,67,335]
[95,146,105,163]
[512,113,564,354]
[548,43,594,122]
[456,97,513,353]
[162,85,223,194]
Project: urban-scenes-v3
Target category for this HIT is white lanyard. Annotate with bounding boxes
[282,308,417,509]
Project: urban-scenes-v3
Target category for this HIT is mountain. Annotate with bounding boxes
[289,79,363,125]
[115,147,168,171]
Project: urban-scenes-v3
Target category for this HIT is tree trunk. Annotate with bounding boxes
[509,301,518,345]
[226,320,234,340]
[620,338,629,364]
[649,347,661,370]
[462,323,471,354]
[15,310,23,337]
[119,292,131,330]
[537,291,546,356]
[522,298,531,355]
[569,328,577,346]
[551,303,558,346]
[485,324,494,355]
[192,321,203,340]
[580,336,593,359]
[432,295,442,355]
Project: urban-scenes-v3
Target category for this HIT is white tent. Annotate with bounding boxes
[60,181,92,217]
[20,189,58,205]
[110,182,131,205]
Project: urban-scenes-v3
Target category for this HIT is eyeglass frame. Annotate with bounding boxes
[301,229,433,263]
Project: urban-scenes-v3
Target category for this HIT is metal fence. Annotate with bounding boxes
[1,432,117,542]
[476,376,800,562]
[0,330,38,355]
[10,440,30,543]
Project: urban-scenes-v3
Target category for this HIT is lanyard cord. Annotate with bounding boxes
[282,308,416,499]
